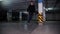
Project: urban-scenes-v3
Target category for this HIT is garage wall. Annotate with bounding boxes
[46,12,60,21]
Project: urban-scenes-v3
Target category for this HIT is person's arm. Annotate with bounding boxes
[27,5,30,12]
[34,6,38,14]
[33,6,36,12]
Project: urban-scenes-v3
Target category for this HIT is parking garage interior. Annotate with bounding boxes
[0,0,60,34]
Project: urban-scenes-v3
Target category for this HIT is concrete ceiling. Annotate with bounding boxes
[1,0,37,10]
[44,0,60,8]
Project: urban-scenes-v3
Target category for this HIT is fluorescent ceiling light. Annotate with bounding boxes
[2,0,13,6]
[45,8,53,11]
[0,0,2,1]
[48,8,53,10]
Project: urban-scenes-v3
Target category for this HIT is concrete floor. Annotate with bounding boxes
[0,21,60,34]
[0,21,38,34]
[31,21,60,34]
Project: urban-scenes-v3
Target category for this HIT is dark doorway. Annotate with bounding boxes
[12,12,19,21]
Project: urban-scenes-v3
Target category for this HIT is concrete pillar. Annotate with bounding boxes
[38,0,46,25]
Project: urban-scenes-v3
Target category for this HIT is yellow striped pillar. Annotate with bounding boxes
[38,0,45,25]
[38,13,44,23]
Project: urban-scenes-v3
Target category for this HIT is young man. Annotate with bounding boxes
[27,1,36,23]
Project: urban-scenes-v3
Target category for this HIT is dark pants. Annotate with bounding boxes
[28,13,34,23]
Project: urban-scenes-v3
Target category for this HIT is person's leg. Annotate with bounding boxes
[28,13,33,23]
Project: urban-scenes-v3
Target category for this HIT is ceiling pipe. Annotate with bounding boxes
[54,0,60,8]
